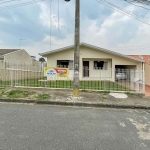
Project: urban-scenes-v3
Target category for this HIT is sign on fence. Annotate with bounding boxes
[44,67,68,77]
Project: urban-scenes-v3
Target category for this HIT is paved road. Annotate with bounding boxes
[0,103,150,150]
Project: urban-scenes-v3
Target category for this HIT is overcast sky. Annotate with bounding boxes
[0,0,150,59]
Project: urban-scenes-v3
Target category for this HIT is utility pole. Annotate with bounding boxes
[65,0,80,97]
[73,0,80,97]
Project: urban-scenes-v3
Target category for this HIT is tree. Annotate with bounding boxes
[39,57,45,62]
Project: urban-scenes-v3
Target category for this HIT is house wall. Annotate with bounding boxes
[46,46,143,81]
[82,58,112,79]
[0,61,5,69]
[4,50,33,65]
[145,63,150,86]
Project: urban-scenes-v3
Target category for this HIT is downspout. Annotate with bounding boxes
[4,55,6,69]
[142,62,145,93]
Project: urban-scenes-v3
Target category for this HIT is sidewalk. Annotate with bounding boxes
[0,87,150,110]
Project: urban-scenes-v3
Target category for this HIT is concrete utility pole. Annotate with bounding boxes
[73,0,80,97]
[65,0,80,97]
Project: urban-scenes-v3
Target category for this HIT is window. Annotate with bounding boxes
[94,61,108,70]
[57,60,73,70]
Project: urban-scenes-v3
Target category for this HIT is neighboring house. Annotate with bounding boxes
[40,43,145,82]
[0,49,45,72]
[129,55,150,87]
[0,49,33,69]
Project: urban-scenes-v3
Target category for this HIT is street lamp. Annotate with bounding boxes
[65,0,80,97]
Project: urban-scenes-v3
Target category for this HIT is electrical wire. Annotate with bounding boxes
[96,0,150,25]
[0,0,44,11]
[0,0,22,4]
[120,0,150,10]
[58,0,60,33]
[122,0,150,6]
[50,0,52,51]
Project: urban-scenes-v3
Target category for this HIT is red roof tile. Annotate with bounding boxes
[129,55,150,65]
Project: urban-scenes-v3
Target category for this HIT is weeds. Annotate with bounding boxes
[36,94,50,100]
[7,90,32,98]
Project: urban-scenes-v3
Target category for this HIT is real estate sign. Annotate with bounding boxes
[44,67,68,77]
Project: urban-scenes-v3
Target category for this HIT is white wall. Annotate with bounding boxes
[46,45,143,81]
[4,50,33,65]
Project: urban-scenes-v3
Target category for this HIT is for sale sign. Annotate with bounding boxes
[44,67,68,77]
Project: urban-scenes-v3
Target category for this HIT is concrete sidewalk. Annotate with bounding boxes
[0,88,150,110]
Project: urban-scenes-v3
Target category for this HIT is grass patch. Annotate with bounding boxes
[124,92,135,95]
[7,90,33,98]
[100,96,106,101]
[1,78,132,92]
[36,94,50,100]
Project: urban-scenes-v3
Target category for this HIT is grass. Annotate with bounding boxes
[36,94,50,100]
[7,90,33,98]
[0,78,132,92]
[0,89,50,100]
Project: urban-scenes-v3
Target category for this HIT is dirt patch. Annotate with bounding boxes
[0,87,150,108]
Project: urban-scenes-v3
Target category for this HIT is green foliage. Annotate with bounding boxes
[39,57,46,62]
[36,94,50,100]
[7,90,32,98]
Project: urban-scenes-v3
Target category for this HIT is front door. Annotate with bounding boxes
[83,61,89,77]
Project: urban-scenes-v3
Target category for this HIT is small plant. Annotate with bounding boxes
[81,89,88,92]
[7,90,32,98]
[124,91,134,95]
[99,91,110,95]
[36,94,50,100]
[100,96,106,101]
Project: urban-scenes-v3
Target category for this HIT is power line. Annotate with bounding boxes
[58,0,60,33]
[120,0,150,10]
[50,0,52,51]
[106,44,150,49]
[96,0,150,25]
[122,0,150,6]
[0,0,21,4]
[0,0,44,11]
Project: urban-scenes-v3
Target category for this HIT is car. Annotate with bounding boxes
[116,72,127,80]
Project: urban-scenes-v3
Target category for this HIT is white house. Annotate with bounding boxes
[40,43,145,82]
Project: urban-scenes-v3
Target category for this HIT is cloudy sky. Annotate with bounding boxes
[0,0,150,59]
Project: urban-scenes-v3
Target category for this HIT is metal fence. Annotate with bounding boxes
[0,67,145,93]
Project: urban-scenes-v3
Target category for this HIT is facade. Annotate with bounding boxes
[0,49,33,69]
[129,55,150,87]
[0,49,46,71]
[40,43,145,82]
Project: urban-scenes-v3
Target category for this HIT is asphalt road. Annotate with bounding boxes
[0,103,150,150]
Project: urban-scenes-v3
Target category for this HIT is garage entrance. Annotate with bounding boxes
[115,65,136,70]
[115,65,136,81]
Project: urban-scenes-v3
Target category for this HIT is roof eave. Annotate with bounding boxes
[39,43,145,63]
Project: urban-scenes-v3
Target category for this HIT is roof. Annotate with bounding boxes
[130,55,150,65]
[39,43,145,63]
[0,49,20,56]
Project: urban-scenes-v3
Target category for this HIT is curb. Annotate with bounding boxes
[0,98,149,110]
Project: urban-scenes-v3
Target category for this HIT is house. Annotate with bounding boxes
[0,49,46,71]
[0,49,47,82]
[0,49,33,69]
[129,55,150,95]
[40,43,145,82]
